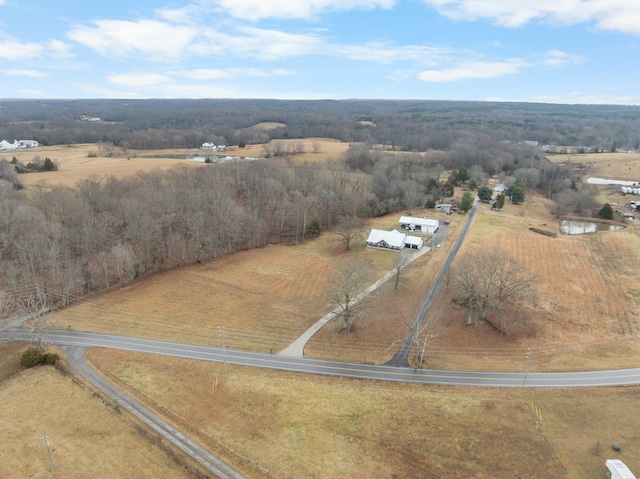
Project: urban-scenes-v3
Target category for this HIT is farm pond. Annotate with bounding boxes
[560,219,625,235]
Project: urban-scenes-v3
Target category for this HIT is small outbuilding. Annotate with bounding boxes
[399,216,439,234]
[435,203,452,214]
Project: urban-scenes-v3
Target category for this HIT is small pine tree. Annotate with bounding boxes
[598,203,614,220]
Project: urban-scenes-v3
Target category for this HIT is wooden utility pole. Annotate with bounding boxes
[218,326,227,373]
[43,436,57,479]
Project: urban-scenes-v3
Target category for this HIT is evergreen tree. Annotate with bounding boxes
[598,203,614,220]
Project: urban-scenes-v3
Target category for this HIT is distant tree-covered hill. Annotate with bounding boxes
[0,99,638,152]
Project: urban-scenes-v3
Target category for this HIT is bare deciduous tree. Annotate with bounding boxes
[330,259,373,332]
[408,312,441,367]
[393,249,411,290]
[451,251,535,333]
[335,215,363,251]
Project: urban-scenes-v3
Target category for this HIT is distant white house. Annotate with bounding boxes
[0,139,39,151]
[201,142,227,151]
[398,215,439,234]
[492,183,506,199]
[0,140,16,151]
[18,140,38,148]
[366,229,424,251]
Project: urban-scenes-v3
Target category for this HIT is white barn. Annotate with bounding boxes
[399,216,439,234]
[18,140,38,148]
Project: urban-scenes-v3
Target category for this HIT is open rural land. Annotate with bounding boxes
[2,100,640,478]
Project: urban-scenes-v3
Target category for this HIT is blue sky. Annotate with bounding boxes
[1,0,639,103]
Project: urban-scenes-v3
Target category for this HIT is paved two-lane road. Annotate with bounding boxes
[5,328,640,388]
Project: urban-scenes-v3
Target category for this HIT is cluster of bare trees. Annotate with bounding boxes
[450,252,536,334]
[0,161,369,319]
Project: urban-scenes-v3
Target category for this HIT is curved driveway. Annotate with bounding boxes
[4,328,640,388]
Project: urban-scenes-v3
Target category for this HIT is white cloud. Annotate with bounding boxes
[540,50,583,67]
[178,68,293,80]
[337,42,457,65]
[419,59,527,82]
[0,40,43,60]
[13,89,45,96]
[208,0,396,21]
[213,26,324,60]
[47,40,74,59]
[421,0,640,34]
[68,20,197,60]
[3,69,48,78]
[107,72,174,88]
[67,17,324,62]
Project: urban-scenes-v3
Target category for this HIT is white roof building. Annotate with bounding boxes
[0,140,18,151]
[367,229,406,250]
[606,459,636,479]
[399,216,439,233]
[366,229,424,251]
[404,235,424,249]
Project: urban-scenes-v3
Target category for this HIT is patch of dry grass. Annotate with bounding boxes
[89,348,572,479]
[0,358,192,479]
[547,152,640,182]
[12,139,351,188]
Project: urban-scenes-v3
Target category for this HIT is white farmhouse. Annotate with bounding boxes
[0,140,18,151]
[399,215,439,234]
[366,229,406,251]
[366,229,424,251]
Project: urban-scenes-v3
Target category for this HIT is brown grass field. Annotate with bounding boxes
[11,139,350,188]
[5,147,640,477]
[0,344,192,479]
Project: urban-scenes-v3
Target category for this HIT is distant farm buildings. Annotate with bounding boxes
[201,142,227,151]
[0,139,39,151]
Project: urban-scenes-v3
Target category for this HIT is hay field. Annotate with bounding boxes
[12,144,197,188]
[45,192,640,370]
[89,348,640,479]
[0,350,192,479]
[424,193,640,372]
[547,151,640,181]
[10,139,351,188]
[47,223,399,354]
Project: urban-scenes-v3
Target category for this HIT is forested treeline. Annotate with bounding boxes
[1,99,640,151]
[0,98,614,317]
[0,135,578,319]
[0,160,373,315]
